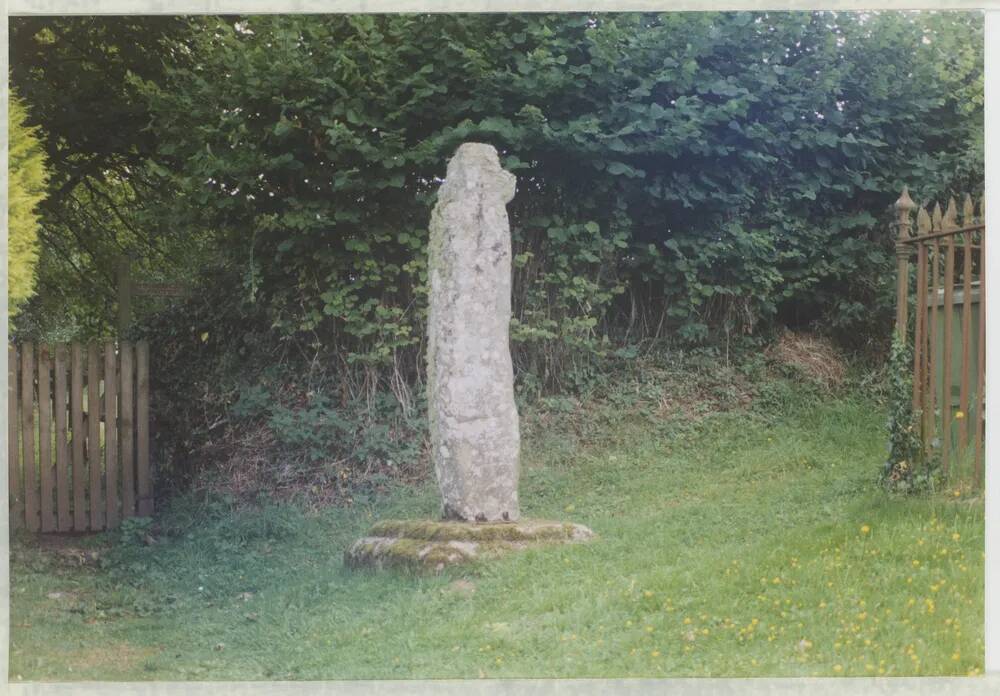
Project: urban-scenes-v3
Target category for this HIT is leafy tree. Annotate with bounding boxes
[9,16,198,338]
[135,12,983,374]
[7,92,49,316]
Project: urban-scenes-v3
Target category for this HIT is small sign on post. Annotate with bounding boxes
[117,255,193,332]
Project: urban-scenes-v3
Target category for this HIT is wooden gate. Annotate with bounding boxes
[893,187,985,487]
[7,341,152,532]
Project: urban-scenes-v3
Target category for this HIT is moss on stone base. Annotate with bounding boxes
[344,518,594,572]
[344,536,479,571]
[369,518,591,543]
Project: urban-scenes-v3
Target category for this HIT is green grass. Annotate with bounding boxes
[8,380,984,680]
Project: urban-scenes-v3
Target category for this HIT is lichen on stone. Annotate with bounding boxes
[426,142,521,523]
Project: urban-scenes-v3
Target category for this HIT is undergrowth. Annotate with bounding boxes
[8,347,984,680]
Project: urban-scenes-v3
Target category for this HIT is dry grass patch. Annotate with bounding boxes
[766,330,847,390]
[64,643,161,673]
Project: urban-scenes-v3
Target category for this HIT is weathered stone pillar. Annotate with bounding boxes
[344,143,593,572]
[426,143,520,522]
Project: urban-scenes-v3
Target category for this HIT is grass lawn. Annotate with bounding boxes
[8,376,984,680]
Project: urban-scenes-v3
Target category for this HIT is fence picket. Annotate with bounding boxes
[71,344,86,530]
[104,341,120,528]
[959,226,973,464]
[940,207,956,477]
[87,344,103,530]
[913,230,928,410]
[21,343,39,531]
[54,346,71,531]
[120,342,136,519]
[38,346,56,532]
[918,207,936,452]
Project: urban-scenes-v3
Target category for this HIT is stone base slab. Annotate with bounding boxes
[344,518,594,572]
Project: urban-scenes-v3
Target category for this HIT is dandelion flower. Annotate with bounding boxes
[860,524,871,535]
[955,411,965,420]
[952,533,961,541]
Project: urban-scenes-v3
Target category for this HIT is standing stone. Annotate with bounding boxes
[427,143,520,522]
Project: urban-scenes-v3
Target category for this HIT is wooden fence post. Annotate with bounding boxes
[118,256,132,335]
[895,187,916,338]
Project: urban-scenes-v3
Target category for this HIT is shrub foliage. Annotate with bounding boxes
[10,12,984,493]
[134,12,981,369]
[7,92,50,316]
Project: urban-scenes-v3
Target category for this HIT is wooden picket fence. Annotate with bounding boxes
[893,187,985,487]
[7,341,152,532]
